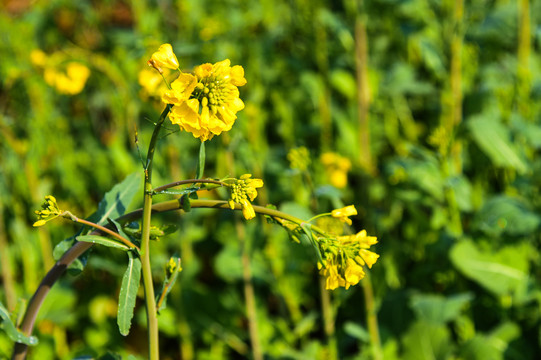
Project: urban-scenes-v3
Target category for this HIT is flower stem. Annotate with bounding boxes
[141,105,171,360]
[153,179,225,193]
[64,213,139,251]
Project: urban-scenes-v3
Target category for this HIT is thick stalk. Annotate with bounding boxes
[140,105,171,360]
[361,272,382,360]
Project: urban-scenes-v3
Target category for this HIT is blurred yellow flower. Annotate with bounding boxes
[321,152,352,189]
[44,62,90,95]
[148,43,179,72]
[138,68,167,97]
[331,205,357,225]
[287,146,311,172]
[163,59,247,141]
[30,49,47,67]
[227,174,264,220]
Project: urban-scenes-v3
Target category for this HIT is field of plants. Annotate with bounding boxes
[1,0,541,359]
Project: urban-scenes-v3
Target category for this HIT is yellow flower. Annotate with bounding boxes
[227,174,264,220]
[44,62,90,95]
[148,43,179,72]
[344,258,366,289]
[30,49,47,67]
[138,68,167,97]
[331,205,357,225]
[321,152,352,189]
[163,59,247,141]
[357,249,379,269]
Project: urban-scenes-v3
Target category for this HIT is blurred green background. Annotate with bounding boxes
[1,0,541,359]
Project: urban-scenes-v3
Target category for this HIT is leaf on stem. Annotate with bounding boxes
[0,301,38,346]
[117,251,142,336]
[76,234,130,251]
[89,172,141,226]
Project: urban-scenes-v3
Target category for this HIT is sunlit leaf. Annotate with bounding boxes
[117,251,141,336]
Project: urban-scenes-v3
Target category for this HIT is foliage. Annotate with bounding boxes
[1,0,541,359]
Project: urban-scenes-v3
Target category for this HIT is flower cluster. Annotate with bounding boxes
[318,230,379,290]
[31,50,90,95]
[33,195,63,227]
[275,204,379,290]
[226,174,264,220]
[147,44,247,141]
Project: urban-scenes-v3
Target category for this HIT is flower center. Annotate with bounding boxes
[191,75,232,112]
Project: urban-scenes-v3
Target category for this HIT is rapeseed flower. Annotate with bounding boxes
[148,43,179,72]
[321,152,351,189]
[155,50,246,140]
[331,205,357,225]
[44,62,90,95]
[227,174,264,220]
[317,229,379,290]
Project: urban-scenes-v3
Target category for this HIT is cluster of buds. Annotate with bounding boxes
[226,174,264,220]
[33,195,63,227]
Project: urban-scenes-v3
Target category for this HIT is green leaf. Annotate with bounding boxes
[450,240,530,296]
[76,235,130,251]
[90,172,141,225]
[473,196,541,237]
[459,322,520,360]
[468,114,527,173]
[0,301,38,346]
[53,235,87,275]
[117,251,141,336]
[409,293,473,325]
[401,320,453,360]
[196,140,206,179]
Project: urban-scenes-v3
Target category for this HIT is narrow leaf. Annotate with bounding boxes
[300,223,324,265]
[0,301,38,346]
[76,234,130,251]
[117,251,142,336]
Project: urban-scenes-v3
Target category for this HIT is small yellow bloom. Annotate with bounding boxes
[138,68,167,97]
[227,174,264,220]
[331,205,357,225]
[44,62,90,95]
[344,258,366,289]
[163,59,247,141]
[30,49,47,67]
[358,249,379,269]
[321,152,352,189]
[148,43,179,72]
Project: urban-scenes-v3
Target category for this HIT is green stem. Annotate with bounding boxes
[153,179,225,193]
[141,105,171,360]
[361,272,382,360]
